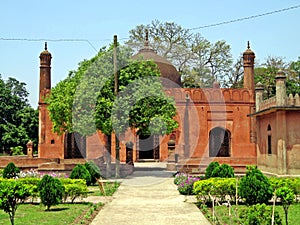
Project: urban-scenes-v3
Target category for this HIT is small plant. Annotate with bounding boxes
[84,161,101,185]
[276,186,295,225]
[205,162,220,178]
[3,162,20,179]
[0,179,31,225]
[38,175,65,210]
[239,166,273,205]
[239,203,282,225]
[174,173,200,195]
[70,164,92,186]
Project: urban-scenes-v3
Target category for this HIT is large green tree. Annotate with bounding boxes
[126,20,233,87]
[0,76,38,153]
[255,56,300,99]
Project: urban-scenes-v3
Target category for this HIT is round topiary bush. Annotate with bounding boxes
[205,162,220,178]
[38,175,65,210]
[84,161,101,185]
[3,162,20,179]
[69,164,92,186]
[239,166,273,205]
[211,163,235,178]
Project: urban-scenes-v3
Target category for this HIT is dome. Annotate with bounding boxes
[131,37,182,87]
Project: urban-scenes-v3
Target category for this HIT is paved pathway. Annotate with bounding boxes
[91,162,211,225]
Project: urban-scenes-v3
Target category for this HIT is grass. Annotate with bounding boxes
[0,203,91,225]
[199,203,300,225]
[88,182,120,196]
[0,181,120,225]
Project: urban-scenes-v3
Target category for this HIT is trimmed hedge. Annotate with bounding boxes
[194,178,236,203]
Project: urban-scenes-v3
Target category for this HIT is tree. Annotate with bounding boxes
[127,20,233,87]
[38,175,65,211]
[205,162,220,179]
[69,164,92,186]
[3,162,20,179]
[276,186,295,225]
[0,180,31,225]
[84,161,101,185]
[254,56,300,99]
[239,166,273,205]
[0,76,38,153]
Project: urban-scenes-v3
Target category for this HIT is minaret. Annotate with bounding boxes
[243,41,255,91]
[39,42,52,103]
[38,42,52,156]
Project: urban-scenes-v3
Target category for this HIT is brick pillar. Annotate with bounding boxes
[255,82,264,112]
[275,70,287,106]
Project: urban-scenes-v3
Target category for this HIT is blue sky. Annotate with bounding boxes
[1,0,299,108]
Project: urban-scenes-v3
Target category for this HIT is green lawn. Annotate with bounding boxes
[0,203,91,225]
[200,203,300,225]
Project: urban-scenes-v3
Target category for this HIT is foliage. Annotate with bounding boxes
[174,173,201,195]
[46,44,178,138]
[254,56,300,99]
[205,162,220,179]
[69,164,92,186]
[18,177,40,202]
[10,146,25,156]
[84,161,101,185]
[239,166,273,205]
[211,163,235,178]
[194,178,236,204]
[0,179,31,225]
[127,20,234,87]
[38,175,65,210]
[269,177,300,196]
[239,203,282,225]
[2,162,20,179]
[112,60,178,136]
[63,183,88,203]
[276,186,295,225]
[0,76,38,153]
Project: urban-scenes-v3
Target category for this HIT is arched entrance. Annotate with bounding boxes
[137,135,159,160]
[64,132,86,159]
[209,127,231,157]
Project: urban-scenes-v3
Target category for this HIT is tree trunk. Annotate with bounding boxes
[285,209,288,225]
[105,135,112,178]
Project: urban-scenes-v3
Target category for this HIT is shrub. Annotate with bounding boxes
[63,183,88,203]
[70,164,92,186]
[269,177,300,196]
[211,164,235,178]
[84,161,101,185]
[239,203,282,225]
[0,179,31,225]
[3,162,20,179]
[38,175,65,210]
[239,166,273,205]
[194,178,236,204]
[18,177,41,202]
[205,162,220,179]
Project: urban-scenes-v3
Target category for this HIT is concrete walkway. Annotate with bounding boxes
[91,162,211,225]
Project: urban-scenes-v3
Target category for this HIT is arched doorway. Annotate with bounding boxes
[137,135,159,160]
[64,132,86,159]
[209,127,231,157]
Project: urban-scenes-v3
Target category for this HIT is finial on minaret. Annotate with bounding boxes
[247,41,250,49]
[45,42,48,51]
[144,29,149,48]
